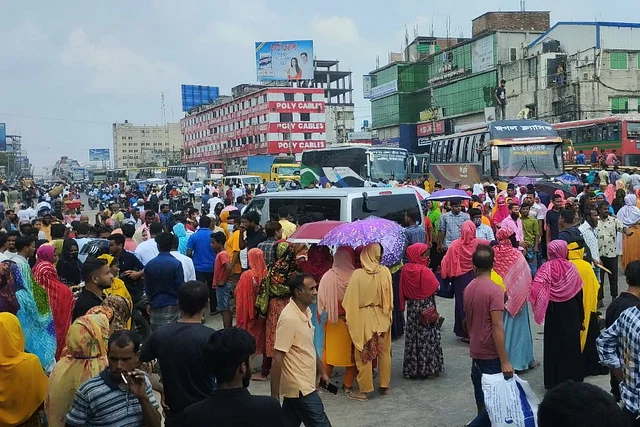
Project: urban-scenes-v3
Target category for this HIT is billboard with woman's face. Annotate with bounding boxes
[255,40,314,81]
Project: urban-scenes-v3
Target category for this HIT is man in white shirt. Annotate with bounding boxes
[135,222,163,266]
[207,194,224,213]
[170,235,196,281]
[232,185,243,202]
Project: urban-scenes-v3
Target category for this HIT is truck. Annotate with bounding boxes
[246,155,300,182]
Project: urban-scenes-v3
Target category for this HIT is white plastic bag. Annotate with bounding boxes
[481,373,539,427]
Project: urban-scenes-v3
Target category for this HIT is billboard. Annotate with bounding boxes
[472,35,495,74]
[181,85,220,112]
[89,149,110,162]
[362,75,372,99]
[0,123,5,151]
[255,40,314,81]
[368,81,397,100]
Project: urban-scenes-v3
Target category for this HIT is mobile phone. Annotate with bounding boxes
[319,378,338,395]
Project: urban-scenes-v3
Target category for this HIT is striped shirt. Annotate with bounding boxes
[438,212,470,248]
[66,371,159,427]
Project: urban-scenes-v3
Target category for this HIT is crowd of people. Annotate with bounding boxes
[1,167,640,426]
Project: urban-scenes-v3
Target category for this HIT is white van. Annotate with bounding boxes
[222,175,261,188]
[243,187,425,228]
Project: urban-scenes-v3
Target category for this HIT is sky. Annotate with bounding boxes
[1,0,636,172]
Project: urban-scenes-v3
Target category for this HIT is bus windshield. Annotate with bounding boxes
[627,122,640,138]
[496,144,563,179]
[369,149,409,181]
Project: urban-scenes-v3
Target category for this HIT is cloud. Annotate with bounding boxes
[312,16,364,47]
[59,27,192,97]
[0,19,49,59]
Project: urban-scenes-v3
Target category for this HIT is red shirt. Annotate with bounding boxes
[213,250,231,287]
[463,276,505,360]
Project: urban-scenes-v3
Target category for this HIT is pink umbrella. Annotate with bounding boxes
[221,205,238,213]
[287,220,345,244]
[400,185,430,201]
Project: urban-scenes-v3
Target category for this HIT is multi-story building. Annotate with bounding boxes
[112,121,182,168]
[501,22,640,122]
[312,59,355,144]
[181,85,326,172]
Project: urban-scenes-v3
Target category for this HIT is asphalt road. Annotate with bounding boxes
[80,195,615,426]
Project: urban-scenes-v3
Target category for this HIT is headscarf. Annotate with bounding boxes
[529,240,583,324]
[56,239,82,286]
[441,220,490,278]
[236,248,268,329]
[219,210,230,239]
[318,247,356,324]
[256,243,300,315]
[472,183,484,196]
[102,295,132,330]
[427,201,441,231]
[617,195,640,227]
[342,243,393,352]
[567,242,600,351]
[0,312,48,427]
[547,189,565,210]
[616,179,625,191]
[32,247,74,361]
[492,196,509,223]
[298,245,333,283]
[45,313,110,427]
[493,228,532,317]
[172,223,189,255]
[0,262,19,314]
[399,243,439,311]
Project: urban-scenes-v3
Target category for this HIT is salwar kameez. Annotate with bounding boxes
[402,297,444,378]
[452,270,476,338]
[503,303,534,371]
[265,297,289,357]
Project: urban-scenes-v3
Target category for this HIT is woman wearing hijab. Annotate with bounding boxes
[399,243,444,380]
[317,247,357,392]
[441,220,491,340]
[426,200,443,269]
[56,239,82,286]
[612,189,627,214]
[45,313,110,427]
[0,262,19,314]
[101,295,132,330]
[342,243,393,401]
[618,194,640,269]
[0,312,48,427]
[98,253,133,325]
[254,242,301,381]
[235,248,267,363]
[32,245,74,361]
[172,222,189,255]
[493,229,536,372]
[492,196,509,225]
[298,244,333,357]
[604,183,616,204]
[530,240,585,390]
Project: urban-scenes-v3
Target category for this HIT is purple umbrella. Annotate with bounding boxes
[426,189,472,201]
[509,176,537,186]
[318,216,405,266]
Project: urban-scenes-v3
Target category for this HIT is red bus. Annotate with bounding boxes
[553,116,640,166]
[201,161,224,179]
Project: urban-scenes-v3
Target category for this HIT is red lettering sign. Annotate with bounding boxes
[268,140,327,154]
[269,122,326,133]
[417,120,445,137]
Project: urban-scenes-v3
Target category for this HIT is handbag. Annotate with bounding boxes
[420,305,440,325]
[435,267,454,299]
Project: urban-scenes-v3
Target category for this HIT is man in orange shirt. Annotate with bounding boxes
[211,231,233,329]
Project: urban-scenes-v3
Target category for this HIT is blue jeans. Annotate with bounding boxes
[282,391,332,427]
[469,358,502,427]
[215,282,232,311]
[525,248,537,276]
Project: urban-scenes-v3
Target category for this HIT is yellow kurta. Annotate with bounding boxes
[567,244,600,351]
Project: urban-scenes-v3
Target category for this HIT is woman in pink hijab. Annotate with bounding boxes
[529,240,584,390]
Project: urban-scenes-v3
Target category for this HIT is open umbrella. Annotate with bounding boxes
[555,173,582,185]
[509,176,537,186]
[318,216,405,266]
[287,220,345,244]
[221,205,238,214]
[400,185,430,201]
[535,180,574,198]
[426,189,472,201]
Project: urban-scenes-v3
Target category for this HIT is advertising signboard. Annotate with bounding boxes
[362,75,372,98]
[0,123,5,151]
[417,120,445,137]
[471,35,495,74]
[269,122,326,133]
[271,101,325,113]
[268,140,326,154]
[256,40,314,81]
[181,85,219,112]
[368,81,398,100]
[88,149,110,162]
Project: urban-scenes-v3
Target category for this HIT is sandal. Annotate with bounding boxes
[346,391,368,401]
[251,373,269,381]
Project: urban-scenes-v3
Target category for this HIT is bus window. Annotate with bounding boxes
[468,135,478,162]
[436,141,445,162]
[460,136,469,162]
[609,122,620,140]
[447,139,456,162]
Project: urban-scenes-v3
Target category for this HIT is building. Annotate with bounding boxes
[312,59,355,144]
[501,22,640,122]
[366,11,550,150]
[3,133,32,177]
[181,85,326,173]
[52,156,85,182]
[112,121,182,168]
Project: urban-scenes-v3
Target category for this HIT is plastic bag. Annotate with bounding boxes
[481,373,539,427]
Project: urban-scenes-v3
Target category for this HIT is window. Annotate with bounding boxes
[284,93,295,101]
[282,133,291,140]
[270,198,341,222]
[280,113,293,122]
[612,97,629,114]
[351,194,421,225]
[304,93,313,102]
[509,48,517,62]
[304,133,312,140]
[610,52,628,70]
[300,113,310,122]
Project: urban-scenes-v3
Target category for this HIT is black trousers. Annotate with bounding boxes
[599,256,619,300]
[196,271,216,313]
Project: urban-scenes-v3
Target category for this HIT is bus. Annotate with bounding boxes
[135,167,167,180]
[415,120,564,187]
[552,116,640,166]
[166,164,209,182]
[203,161,224,180]
[300,144,412,188]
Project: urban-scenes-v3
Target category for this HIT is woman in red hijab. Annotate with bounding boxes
[234,248,267,362]
[399,243,444,379]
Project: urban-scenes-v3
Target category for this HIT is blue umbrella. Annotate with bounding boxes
[556,173,582,185]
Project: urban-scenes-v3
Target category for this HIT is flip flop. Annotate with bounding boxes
[346,391,368,401]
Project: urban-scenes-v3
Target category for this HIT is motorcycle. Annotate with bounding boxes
[169,193,189,212]
[88,195,99,210]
